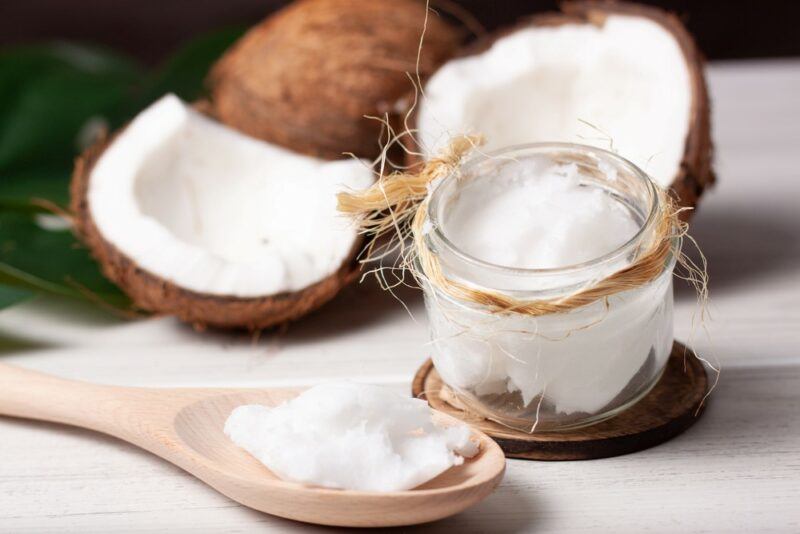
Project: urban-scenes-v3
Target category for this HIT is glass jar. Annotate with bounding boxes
[421,143,678,432]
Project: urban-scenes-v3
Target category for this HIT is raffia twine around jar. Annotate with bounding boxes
[338,135,705,317]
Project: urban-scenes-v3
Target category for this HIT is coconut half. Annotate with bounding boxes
[209,0,461,160]
[71,94,374,329]
[416,1,713,210]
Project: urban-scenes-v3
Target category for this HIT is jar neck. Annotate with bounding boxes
[424,143,664,297]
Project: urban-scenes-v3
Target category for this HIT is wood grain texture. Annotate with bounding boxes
[412,342,708,460]
[0,364,505,528]
[0,60,798,532]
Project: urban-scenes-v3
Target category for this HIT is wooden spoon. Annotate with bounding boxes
[0,363,505,527]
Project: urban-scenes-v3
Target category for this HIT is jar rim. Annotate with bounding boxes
[426,142,662,278]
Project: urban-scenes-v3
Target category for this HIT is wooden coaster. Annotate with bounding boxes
[412,342,709,461]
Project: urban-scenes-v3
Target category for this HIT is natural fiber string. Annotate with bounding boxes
[337,135,481,237]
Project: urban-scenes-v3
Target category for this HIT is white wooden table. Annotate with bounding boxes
[1,59,799,533]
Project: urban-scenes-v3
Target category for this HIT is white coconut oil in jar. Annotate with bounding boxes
[422,143,678,432]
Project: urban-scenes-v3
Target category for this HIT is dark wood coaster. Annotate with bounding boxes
[412,342,709,461]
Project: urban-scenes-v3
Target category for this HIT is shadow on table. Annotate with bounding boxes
[404,485,540,534]
[162,273,423,353]
[232,482,539,533]
[227,475,540,534]
[281,274,423,343]
[0,295,128,355]
[0,334,48,355]
[176,269,423,347]
[676,203,800,296]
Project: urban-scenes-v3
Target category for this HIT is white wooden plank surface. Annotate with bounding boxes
[1,59,799,533]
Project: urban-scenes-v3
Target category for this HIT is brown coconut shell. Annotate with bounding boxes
[70,134,362,331]
[412,0,715,215]
[209,0,462,161]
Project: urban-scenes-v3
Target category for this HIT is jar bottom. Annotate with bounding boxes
[444,349,668,433]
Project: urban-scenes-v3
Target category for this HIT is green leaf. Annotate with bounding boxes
[0,284,33,310]
[0,166,71,209]
[0,42,142,220]
[0,43,141,173]
[0,211,129,307]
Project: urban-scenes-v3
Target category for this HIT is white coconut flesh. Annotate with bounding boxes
[88,94,374,298]
[417,15,692,188]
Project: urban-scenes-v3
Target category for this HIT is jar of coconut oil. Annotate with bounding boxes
[421,143,678,432]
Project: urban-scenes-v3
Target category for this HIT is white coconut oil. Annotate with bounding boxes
[225,382,478,492]
[422,143,677,431]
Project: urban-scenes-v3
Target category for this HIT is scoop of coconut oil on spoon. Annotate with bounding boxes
[0,363,505,528]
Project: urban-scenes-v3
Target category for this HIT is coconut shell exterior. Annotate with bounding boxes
[413,0,715,215]
[209,0,462,160]
[70,135,361,331]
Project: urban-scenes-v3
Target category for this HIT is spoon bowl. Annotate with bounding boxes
[0,364,505,527]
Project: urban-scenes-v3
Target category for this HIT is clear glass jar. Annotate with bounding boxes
[422,143,678,432]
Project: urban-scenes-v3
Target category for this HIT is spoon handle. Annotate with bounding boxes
[0,362,184,447]
[0,362,124,431]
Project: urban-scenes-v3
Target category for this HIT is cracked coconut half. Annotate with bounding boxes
[71,94,374,329]
[415,1,714,211]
